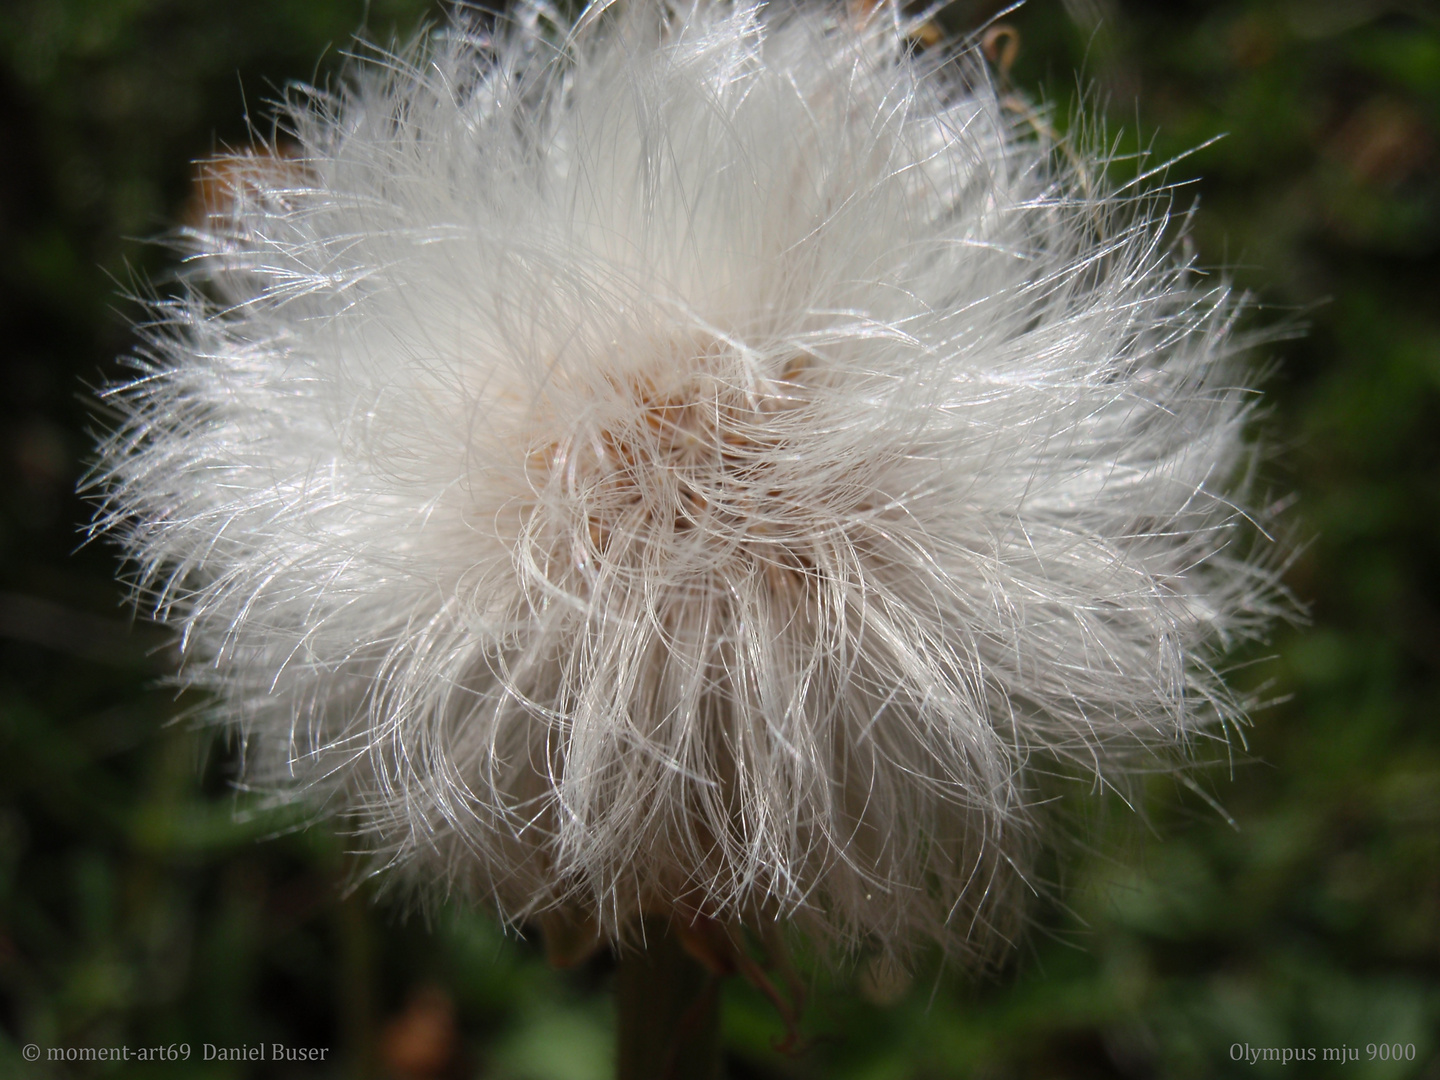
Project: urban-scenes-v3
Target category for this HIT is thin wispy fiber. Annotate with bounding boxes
[89,0,1282,962]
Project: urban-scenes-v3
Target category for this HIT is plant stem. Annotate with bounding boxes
[615,917,723,1080]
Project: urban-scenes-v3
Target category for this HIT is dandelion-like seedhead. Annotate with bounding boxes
[91,0,1280,961]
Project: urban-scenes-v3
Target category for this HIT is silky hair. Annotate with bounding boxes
[89,0,1282,964]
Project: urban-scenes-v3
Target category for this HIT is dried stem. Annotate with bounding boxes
[616,918,723,1080]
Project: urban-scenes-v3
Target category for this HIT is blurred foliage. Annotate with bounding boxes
[0,0,1437,1077]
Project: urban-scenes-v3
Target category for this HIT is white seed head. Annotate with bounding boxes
[90,0,1280,960]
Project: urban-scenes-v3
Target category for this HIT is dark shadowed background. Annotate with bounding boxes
[0,0,1436,1076]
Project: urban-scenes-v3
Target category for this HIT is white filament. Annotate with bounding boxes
[90,0,1279,960]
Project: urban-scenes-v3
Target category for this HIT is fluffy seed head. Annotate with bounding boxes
[90,0,1279,960]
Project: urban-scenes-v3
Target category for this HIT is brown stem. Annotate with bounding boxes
[616,917,723,1080]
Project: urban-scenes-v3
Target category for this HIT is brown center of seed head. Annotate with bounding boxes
[529,352,819,592]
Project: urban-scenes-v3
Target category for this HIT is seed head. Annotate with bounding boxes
[91,0,1280,961]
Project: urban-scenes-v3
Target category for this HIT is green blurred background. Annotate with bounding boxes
[0,0,1436,1076]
